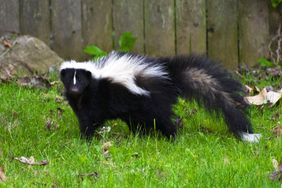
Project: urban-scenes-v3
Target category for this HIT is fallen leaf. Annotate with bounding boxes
[45,118,58,131]
[78,172,99,179]
[266,91,282,106]
[0,167,7,182]
[46,119,52,131]
[272,126,282,137]
[14,156,48,166]
[272,112,280,121]
[245,85,253,94]
[3,39,12,48]
[270,159,282,181]
[245,88,282,106]
[245,88,268,105]
[102,142,112,159]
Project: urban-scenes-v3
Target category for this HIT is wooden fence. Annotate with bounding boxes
[0,0,281,69]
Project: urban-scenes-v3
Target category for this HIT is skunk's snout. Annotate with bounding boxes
[69,86,81,96]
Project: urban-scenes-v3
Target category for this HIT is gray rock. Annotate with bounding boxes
[0,35,63,80]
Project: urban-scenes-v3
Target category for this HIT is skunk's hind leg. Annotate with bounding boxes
[153,110,178,139]
[156,118,177,139]
[124,115,177,139]
[124,118,148,136]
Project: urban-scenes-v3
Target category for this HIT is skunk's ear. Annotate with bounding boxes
[60,69,66,77]
[85,70,92,80]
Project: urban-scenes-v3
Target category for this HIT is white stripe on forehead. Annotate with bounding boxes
[60,52,168,95]
[73,70,77,85]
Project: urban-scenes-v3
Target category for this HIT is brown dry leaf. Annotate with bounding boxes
[45,118,58,131]
[14,156,48,166]
[0,167,7,182]
[3,39,12,48]
[245,88,282,106]
[102,142,112,159]
[79,172,99,179]
[270,159,282,181]
[46,119,52,131]
[272,126,282,137]
[272,112,280,121]
[245,88,268,105]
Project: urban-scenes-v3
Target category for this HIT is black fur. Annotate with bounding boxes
[60,53,253,140]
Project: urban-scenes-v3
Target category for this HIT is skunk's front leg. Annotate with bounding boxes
[77,113,97,140]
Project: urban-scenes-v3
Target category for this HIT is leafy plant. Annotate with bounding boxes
[84,32,137,60]
[83,45,107,60]
[118,32,137,52]
[271,0,282,8]
[258,58,273,68]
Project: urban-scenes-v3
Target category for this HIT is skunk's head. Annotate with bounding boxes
[60,61,93,97]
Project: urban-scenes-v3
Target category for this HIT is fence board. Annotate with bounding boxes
[51,0,82,60]
[269,5,282,36]
[0,0,19,35]
[239,0,269,67]
[82,0,112,53]
[207,0,238,69]
[175,0,206,55]
[144,0,175,56]
[20,0,50,44]
[113,0,144,53]
[1,0,279,68]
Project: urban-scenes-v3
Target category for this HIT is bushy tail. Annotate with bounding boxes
[163,55,254,137]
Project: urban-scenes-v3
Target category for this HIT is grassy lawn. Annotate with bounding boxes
[0,79,281,187]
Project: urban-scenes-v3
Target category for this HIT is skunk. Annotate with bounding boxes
[60,51,261,142]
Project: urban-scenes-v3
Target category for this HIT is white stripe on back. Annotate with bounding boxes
[60,51,168,95]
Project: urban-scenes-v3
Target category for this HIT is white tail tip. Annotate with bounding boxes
[240,133,261,143]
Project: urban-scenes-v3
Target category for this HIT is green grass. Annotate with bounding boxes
[0,82,281,187]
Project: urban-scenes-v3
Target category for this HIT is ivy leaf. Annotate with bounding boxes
[118,32,137,52]
[83,45,107,59]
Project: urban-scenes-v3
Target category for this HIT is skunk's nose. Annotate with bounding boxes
[69,87,80,96]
